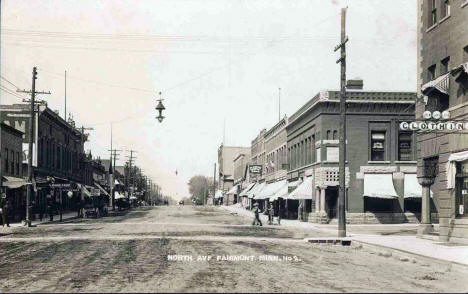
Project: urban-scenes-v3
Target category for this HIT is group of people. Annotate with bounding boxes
[251,202,281,226]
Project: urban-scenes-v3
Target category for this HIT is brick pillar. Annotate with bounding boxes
[315,188,320,212]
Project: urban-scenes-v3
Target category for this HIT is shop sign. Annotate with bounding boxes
[460,205,464,215]
[249,165,262,175]
[50,183,72,188]
[399,110,468,132]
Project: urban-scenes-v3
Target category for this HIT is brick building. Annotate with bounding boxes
[1,103,88,214]
[1,123,27,220]
[286,87,419,224]
[217,144,250,205]
[417,0,468,242]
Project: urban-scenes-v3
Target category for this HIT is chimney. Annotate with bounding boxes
[346,79,364,90]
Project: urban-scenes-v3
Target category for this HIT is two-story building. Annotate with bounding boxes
[417,0,468,242]
[1,103,88,214]
[217,144,250,205]
[1,123,27,220]
[285,84,420,224]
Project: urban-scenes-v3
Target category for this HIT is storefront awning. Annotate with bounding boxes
[239,182,256,197]
[404,174,422,198]
[288,179,302,188]
[254,180,286,200]
[404,174,433,198]
[95,182,110,196]
[364,174,398,199]
[421,73,450,96]
[451,62,468,83]
[115,192,126,199]
[214,190,224,199]
[269,182,289,202]
[2,176,30,189]
[81,185,92,198]
[226,185,238,195]
[247,182,265,199]
[447,150,468,189]
[286,177,314,200]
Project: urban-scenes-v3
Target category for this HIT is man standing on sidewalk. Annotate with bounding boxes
[0,193,11,227]
[252,203,262,226]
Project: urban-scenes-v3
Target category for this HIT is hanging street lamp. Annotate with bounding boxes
[155,91,166,123]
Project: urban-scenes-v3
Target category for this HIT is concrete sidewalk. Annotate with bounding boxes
[8,211,79,227]
[222,204,468,267]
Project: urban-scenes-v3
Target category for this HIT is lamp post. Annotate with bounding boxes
[156,92,166,122]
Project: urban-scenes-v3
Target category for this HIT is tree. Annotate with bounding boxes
[188,175,216,205]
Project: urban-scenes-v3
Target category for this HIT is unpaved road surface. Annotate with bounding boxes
[1,206,467,293]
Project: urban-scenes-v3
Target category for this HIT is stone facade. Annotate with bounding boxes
[417,0,468,242]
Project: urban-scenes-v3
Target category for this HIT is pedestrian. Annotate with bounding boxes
[39,200,45,222]
[252,203,262,226]
[298,202,304,221]
[268,202,274,225]
[46,196,54,221]
[0,193,11,227]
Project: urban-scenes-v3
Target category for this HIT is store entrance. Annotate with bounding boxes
[456,161,468,218]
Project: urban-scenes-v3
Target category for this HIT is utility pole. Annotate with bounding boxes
[17,67,51,227]
[334,7,348,238]
[64,70,67,122]
[108,148,122,210]
[126,150,137,202]
[278,87,281,122]
[213,163,216,205]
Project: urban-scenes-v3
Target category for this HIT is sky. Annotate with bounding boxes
[0,0,417,201]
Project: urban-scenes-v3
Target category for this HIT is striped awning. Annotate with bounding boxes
[422,73,450,96]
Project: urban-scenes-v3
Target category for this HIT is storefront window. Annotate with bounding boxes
[456,161,468,217]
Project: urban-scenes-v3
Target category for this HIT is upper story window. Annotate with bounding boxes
[429,0,438,27]
[333,130,338,140]
[371,132,386,161]
[441,0,450,19]
[398,132,413,161]
[10,150,14,173]
[326,130,331,140]
[464,45,468,63]
[441,57,450,75]
[4,148,8,173]
[428,64,437,82]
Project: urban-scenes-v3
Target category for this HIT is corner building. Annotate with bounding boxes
[417,0,468,242]
[287,89,420,224]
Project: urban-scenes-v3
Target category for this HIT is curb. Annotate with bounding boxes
[352,239,468,271]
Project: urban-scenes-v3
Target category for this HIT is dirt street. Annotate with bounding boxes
[0,206,467,293]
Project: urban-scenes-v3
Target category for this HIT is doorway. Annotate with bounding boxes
[326,187,338,219]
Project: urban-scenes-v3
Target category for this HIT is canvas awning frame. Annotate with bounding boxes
[95,182,110,196]
[421,72,450,96]
[446,150,468,189]
[226,185,239,195]
[239,182,256,197]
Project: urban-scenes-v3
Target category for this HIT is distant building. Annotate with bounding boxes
[230,150,251,204]
[286,86,418,224]
[417,0,468,241]
[217,144,250,205]
[264,117,288,183]
[250,129,266,183]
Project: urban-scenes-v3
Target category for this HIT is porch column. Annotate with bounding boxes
[315,187,320,212]
[417,177,434,236]
[320,186,326,212]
